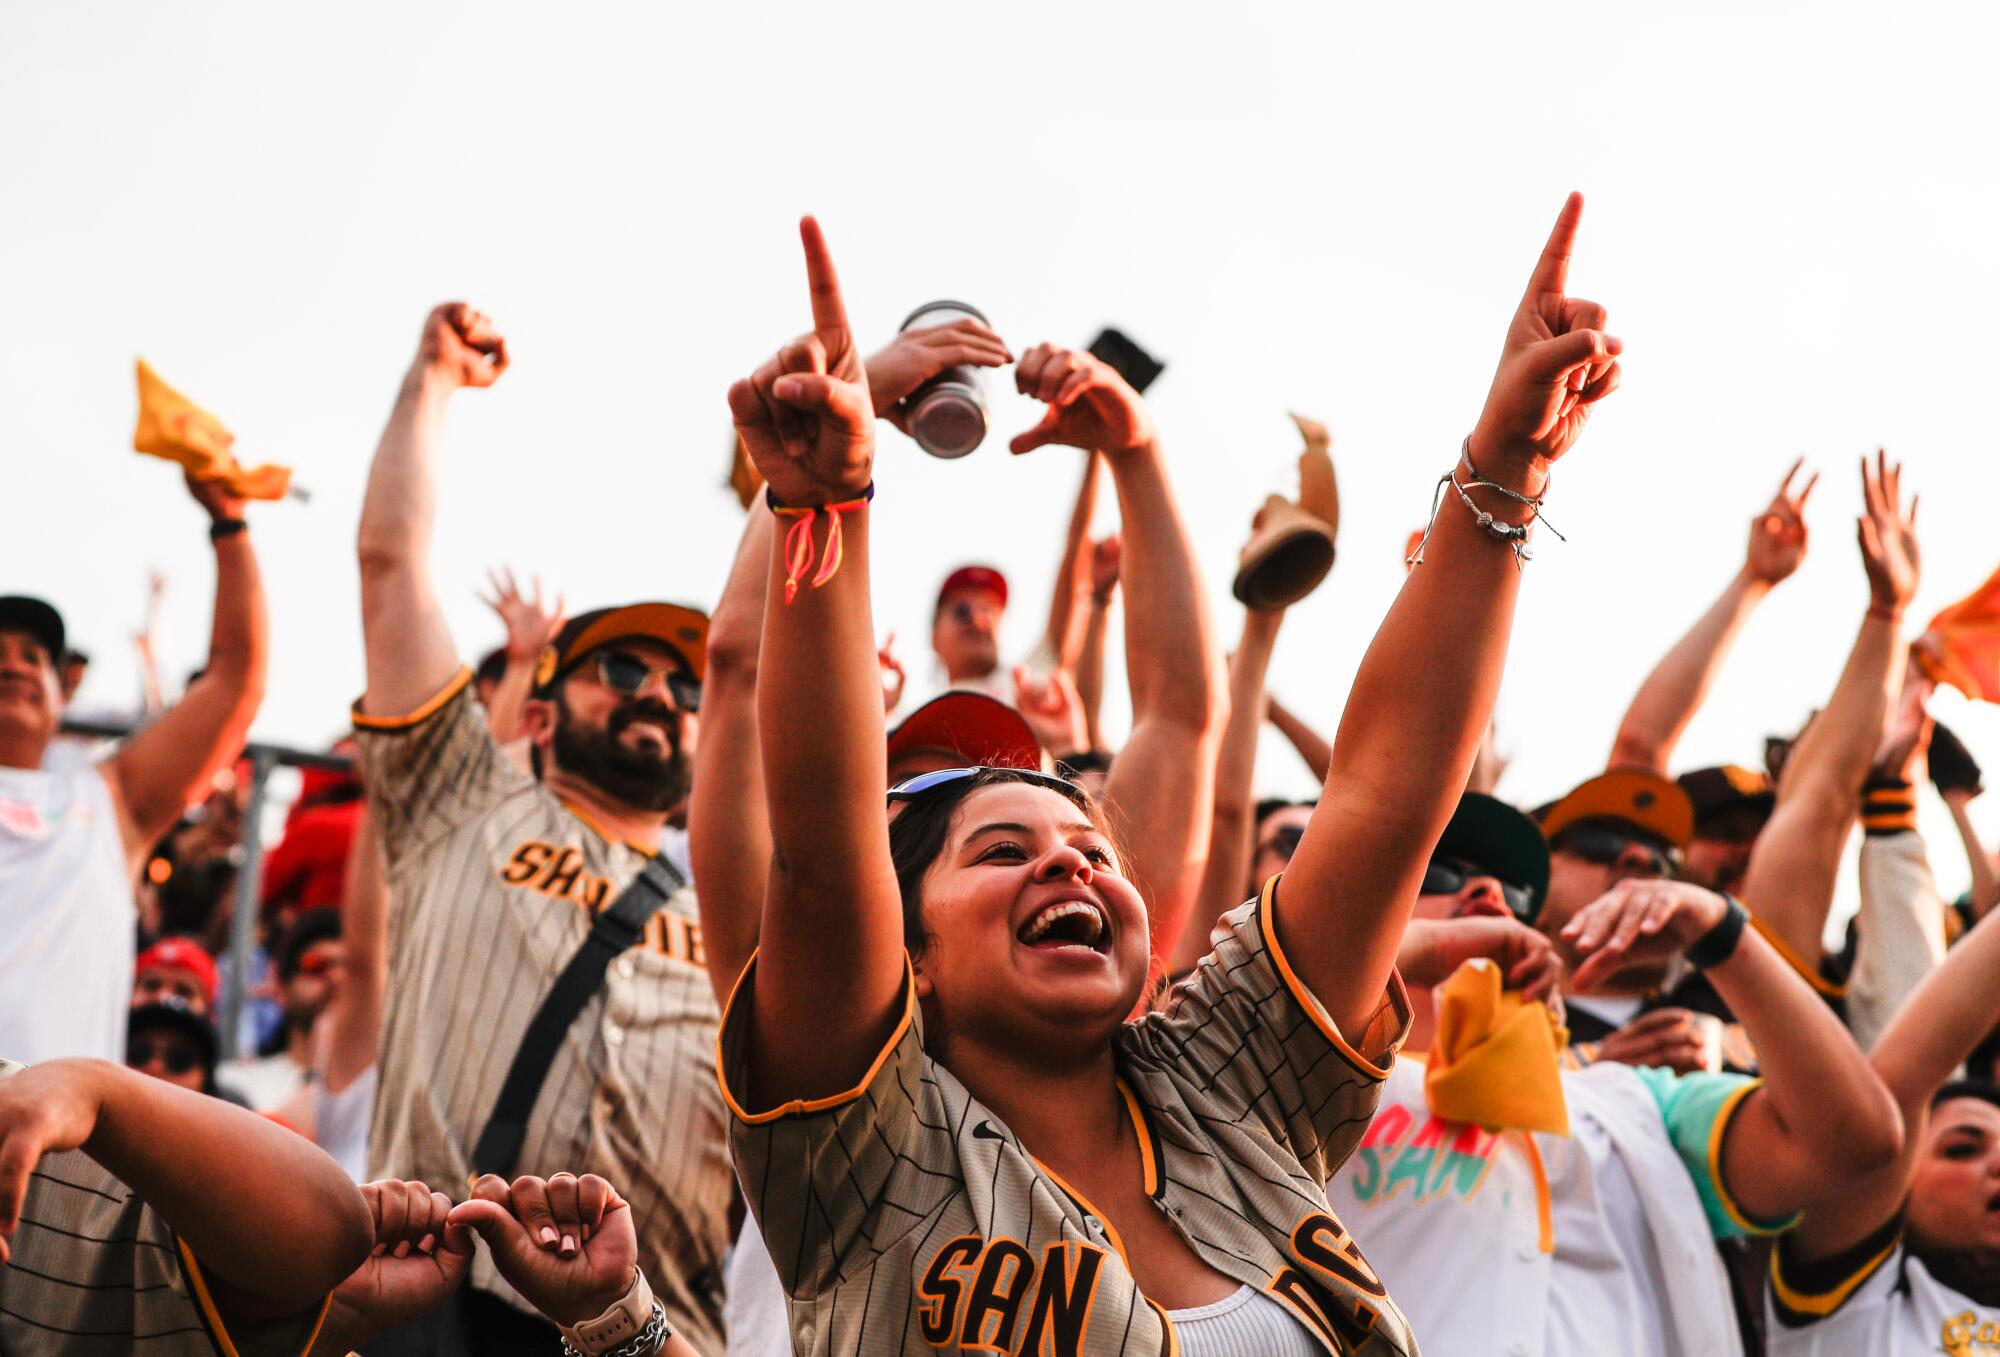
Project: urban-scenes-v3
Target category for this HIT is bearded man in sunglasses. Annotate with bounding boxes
[350,303,729,1356]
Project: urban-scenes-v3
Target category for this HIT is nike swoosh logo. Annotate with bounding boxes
[972,1121,1005,1142]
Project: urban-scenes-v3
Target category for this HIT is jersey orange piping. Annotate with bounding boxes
[1256,873,1401,1080]
[1707,1078,1800,1236]
[350,666,472,731]
[714,950,916,1124]
[1748,914,1849,999]
[176,1236,333,1357]
[1115,1078,1162,1198]
[1768,1231,1900,1318]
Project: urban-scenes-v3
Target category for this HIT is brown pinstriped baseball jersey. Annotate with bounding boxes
[0,1061,330,1356]
[353,671,730,1355]
[721,876,1421,1356]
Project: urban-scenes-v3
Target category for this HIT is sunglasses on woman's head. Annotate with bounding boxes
[1421,855,1535,919]
[593,650,702,713]
[887,766,1086,809]
[1553,823,1681,877]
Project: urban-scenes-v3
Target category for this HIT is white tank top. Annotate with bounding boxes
[0,761,133,1063]
[1168,1285,1322,1357]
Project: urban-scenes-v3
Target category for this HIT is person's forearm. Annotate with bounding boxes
[80,1061,370,1314]
[1049,454,1103,668]
[1745,613,1904,965]
[1609,568,1769,773]
[357,368,452,573]
[689,510,775,1004]
[1265,693,1332,784]
[1872,898,2000,1111]
[1784,613,1903,796]
[1847,829,1948,1053]
[1105,444,1223,730]
[1291,467,1531,1037]
[1947,795,2000,916]
[486,655,537,743]
[1707,928,1900,1191]
[202,532,269,710]
[1076,594,1111,751]
[1173,612,1281,974]
[322,807,385,1093]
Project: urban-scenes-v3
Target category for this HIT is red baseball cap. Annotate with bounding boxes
[936,566,1008,612]
[135,937,219,1009]
[887,693,1041,772]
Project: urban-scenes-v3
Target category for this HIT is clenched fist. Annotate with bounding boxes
[415,303,509,389]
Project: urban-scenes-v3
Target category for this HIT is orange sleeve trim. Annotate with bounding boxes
[1748,914,1849,999]
[1770,1232,1900,1319]
[351,667,473,731]
[1706,1079,1798,1236]
[1115,1079,1160,1197]
[1032,1157,1134,1269]
[175,1237,333,1357]
[1256,873,1406,1081]
[714,948,917,1125]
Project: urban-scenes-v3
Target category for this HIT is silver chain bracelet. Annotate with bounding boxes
[1407,437,1565,570]
[562,1300,672,1357]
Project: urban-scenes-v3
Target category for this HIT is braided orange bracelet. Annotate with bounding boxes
[767,483,874,604]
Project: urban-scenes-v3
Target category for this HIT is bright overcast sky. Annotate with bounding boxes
[5,2,1997,924]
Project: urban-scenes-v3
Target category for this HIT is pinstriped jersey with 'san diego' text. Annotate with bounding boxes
[721,876,1421,1357]
[353,670,730,1356]
[0,1060,330,1356]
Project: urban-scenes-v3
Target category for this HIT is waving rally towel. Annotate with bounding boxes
[1915,564,2000,703]
[132,360,292,500]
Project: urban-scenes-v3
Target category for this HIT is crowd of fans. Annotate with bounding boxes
[2,193,1997,1357]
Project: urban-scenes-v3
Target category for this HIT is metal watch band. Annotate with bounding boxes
[560,1301,669,1357]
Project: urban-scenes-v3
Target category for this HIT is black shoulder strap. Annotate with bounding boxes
[471,852,686,1180]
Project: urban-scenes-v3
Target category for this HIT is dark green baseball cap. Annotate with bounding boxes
[1435,791,1553,924]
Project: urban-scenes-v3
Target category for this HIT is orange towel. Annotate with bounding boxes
[1915,564,2000,703]
[132,360,292,500]
[1424,959,1570,1137]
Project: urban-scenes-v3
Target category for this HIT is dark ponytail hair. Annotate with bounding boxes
[888,768,1111,962]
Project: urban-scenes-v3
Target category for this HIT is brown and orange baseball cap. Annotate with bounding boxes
[532,602,710,696]
[1678,765,1777,828]
[1538,768,1695,849]
[936,565,1008,613]
[887,692,1041,771]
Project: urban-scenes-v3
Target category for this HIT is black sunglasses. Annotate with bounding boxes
[594,650,702,713]
[1421,855,1536,919]
[888,766,1084,808]
[127,1039,201,1076]
[1553,823,1681,877]
[1258,824,1306,861]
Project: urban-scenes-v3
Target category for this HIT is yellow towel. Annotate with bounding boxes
[1424,959,1570,1137]
[133,360,291,500]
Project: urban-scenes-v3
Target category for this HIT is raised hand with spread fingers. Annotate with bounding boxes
[1745,457,1818,586]
[1858,448,1921,617]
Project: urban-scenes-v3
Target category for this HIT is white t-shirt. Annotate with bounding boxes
[1332,1056,1779,1357]
[217,1050,308,1112]
[1769,1228,1999,1356]
[315,1066,377,1183]
[0,761,133,1063]
[723,1213,793,1357]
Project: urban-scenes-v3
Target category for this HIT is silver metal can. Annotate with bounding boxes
[897,300,990,459]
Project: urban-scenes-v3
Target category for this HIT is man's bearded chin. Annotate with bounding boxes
[551,694,691,813]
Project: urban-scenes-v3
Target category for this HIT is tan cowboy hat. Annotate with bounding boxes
[1231,412,1340,610]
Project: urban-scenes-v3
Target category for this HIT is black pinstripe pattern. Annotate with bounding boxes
[355,686,731,1356]
[0,1114,322,1355]
[724,893,1421,1356]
